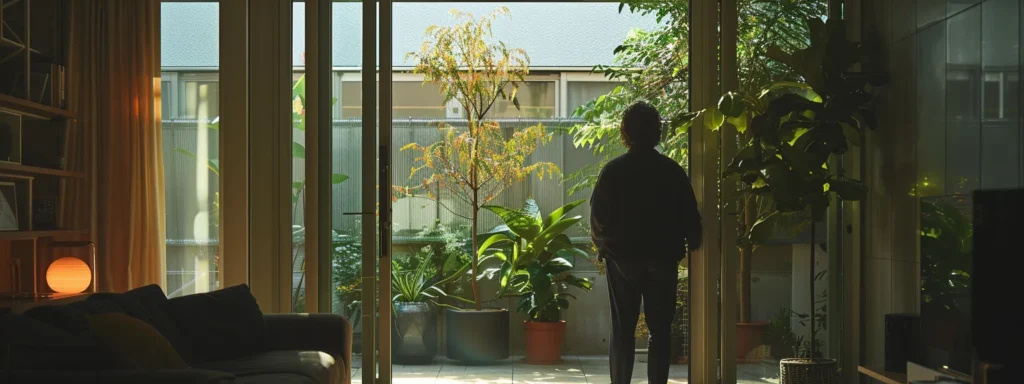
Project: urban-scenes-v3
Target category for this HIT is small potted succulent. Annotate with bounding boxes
[391,250,470,365]
[478,199,593,365]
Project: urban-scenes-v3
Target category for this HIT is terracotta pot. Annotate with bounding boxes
[736,321,770,363]
[524,320,566,365]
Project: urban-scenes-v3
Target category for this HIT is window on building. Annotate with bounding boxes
[181,73,220,120]
[484,81,556,119]
[567,81,622,115]
[340,80,447,119]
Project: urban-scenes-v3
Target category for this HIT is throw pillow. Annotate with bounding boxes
[0,313,109,370]
[85,313,190,370]
[166,284,266,363]
[125,284,194,363]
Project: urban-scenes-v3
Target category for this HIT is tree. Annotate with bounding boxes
[400,7,560,310]
[569,0,828,325]
[709,17,886,357]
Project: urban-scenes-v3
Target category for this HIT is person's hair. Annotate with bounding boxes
[620,102,661,149]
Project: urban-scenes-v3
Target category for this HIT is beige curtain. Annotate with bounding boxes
[68,0,166,292]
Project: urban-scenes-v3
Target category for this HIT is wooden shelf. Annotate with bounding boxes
[858,366,907,384]
[0,162,85,178]
[0,229,88,241]
[0,94,75,120]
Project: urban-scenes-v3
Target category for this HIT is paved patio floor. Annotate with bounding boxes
[352,356,782,383]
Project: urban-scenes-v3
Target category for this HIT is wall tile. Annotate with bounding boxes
[894,0,918,43]
[917,23,947,197]
[863,257,893,368]
[918,0,947,30]
[891,260,919,314]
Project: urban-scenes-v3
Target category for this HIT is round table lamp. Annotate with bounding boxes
[46,257,93,294]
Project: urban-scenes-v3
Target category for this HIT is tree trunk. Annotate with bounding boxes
[739,194,756,324]
[471,203,481,310]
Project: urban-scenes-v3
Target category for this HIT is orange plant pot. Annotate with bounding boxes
[524,320,566,365]
[736,321,769,363]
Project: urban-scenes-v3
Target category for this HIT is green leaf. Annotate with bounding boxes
[483,205,542,240]
[726,116,748,134]
[704,107,725,131]
[718,92,746,118]
[544,200,585,228]
[541,257,574,275]
[477,233,514,256]
[748,211,780,245]
[828,177,867,201]
[293,142,306,159]
[332,174,349,184]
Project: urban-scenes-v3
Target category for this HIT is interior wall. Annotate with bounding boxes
[860,0,1022,371]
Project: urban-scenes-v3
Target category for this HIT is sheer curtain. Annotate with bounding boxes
[69,0,166,292]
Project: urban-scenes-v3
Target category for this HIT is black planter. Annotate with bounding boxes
[393,302,438,364]
[445,308,509,363]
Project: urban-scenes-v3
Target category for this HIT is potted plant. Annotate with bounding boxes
[391,248,471,364]
[400,7,559,364]
[477,199,593,365]
[707,17,886,383]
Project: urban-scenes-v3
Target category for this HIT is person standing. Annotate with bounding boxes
[590,102,703,384]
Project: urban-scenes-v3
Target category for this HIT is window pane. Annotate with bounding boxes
[484,81,556,118]
[341,81,447,119]
[183,80,220,119]
[160,3,220,298]
[567,81,621,114]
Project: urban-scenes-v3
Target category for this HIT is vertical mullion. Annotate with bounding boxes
[720,0,739,381]
[275,0,294,314]
[220,0,249,289]
[689,0,722,382]
[379,0,394,382]
[247,0,292,313]
[305,0,332,314]
[360,0,378,382]
[840,1,863,381]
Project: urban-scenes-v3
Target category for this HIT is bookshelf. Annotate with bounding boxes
[0,0,91,297]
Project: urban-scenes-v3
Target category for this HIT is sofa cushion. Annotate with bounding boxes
[0,313,110,370]
[86,313,190,370]
[197,350,340,384]
[166,284,266,363]
[22,298,127,335]
[123,284,195,362]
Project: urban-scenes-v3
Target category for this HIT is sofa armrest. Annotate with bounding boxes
[263,313,353,382]
[2,369,234,384]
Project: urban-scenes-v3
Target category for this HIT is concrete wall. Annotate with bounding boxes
[161,3,662,68]
[860,0,1022,371]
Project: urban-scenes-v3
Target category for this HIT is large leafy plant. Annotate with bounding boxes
[707,17,886,360]
[477,199,593,322]
[919,198,972,315]
[400,8,560,311]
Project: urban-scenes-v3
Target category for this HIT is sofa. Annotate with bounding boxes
[0,284,352,384]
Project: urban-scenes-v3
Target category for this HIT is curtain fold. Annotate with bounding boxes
[69,0,165,292]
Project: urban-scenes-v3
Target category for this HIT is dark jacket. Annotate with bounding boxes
[590,148,702,263]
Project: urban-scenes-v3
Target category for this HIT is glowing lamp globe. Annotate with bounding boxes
[46,257,92,294]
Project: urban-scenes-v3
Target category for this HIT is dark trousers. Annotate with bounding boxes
[607,258,679,384]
